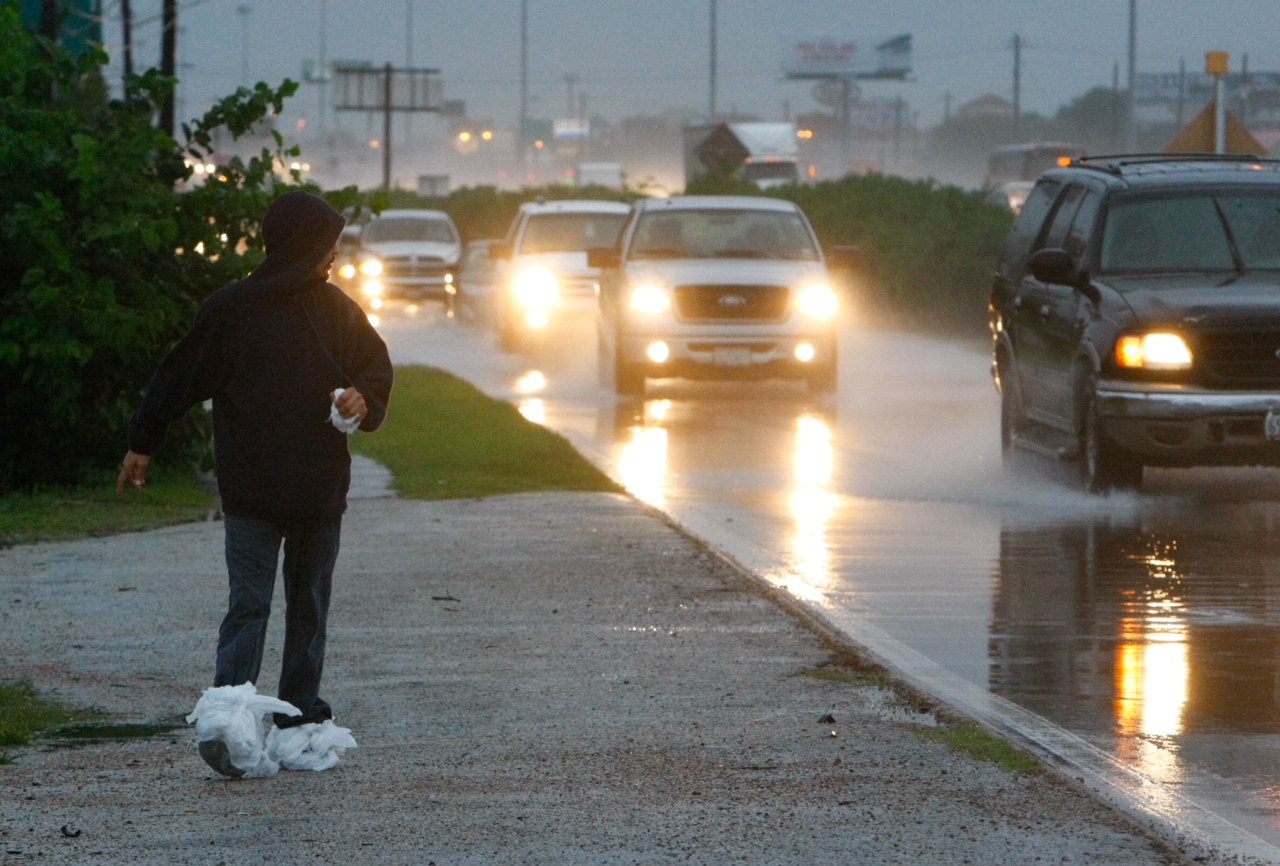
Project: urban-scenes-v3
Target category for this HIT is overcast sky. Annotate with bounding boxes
[101,0,1280,133]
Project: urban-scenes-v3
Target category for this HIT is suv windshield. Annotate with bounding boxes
[364,217,457,244]
[1099,190,1280,274]
[517,213,627,254]
[629,209,819,261]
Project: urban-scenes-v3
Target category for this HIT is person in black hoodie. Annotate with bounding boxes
[118,190,393,777]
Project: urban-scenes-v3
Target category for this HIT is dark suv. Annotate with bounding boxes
[990,154,1280,492]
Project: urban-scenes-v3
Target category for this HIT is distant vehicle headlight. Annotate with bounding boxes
[362,280,383,299]
[629,283,670,314]
[1115,333,1193,370]
[338,263,357,281]
[512,267,558,310]
[360,258,383,277]
[795,283,837,319]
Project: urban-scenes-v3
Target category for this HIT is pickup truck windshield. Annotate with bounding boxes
[518,213,628,254]
[1099,191,1280,274]
[364,217,457,244]
[629,209,819,261]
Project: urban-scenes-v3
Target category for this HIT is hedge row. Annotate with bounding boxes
[389,173,1014,337]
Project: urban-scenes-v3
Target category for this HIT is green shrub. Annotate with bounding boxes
[0,5,359,492]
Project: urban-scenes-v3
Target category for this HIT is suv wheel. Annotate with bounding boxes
[998,357,1024,465]
[614,347,645,397]
[1078,372,1142,493]
[498,312,523,353]
[807,347,838,396]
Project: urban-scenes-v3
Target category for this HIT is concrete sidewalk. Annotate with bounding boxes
[0,479,1185,864]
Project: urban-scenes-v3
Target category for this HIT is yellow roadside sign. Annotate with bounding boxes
[1162,102,1265,155]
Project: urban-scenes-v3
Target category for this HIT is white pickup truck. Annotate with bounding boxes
[591,195,847,397]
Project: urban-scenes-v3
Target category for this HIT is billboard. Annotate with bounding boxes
[782,34,911,81]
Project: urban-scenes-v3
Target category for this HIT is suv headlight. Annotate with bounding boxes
[512,267,558,310]
[629,283,671,314]
[1114,333,1193,370]
[359,258,383,277]
[795,283,837,319]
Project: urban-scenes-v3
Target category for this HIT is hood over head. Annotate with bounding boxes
[247,191,345,300]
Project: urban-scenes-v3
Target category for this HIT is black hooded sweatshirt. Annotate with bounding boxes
[128,191,394,522]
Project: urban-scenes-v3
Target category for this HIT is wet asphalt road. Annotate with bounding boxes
[374,301,1280,857]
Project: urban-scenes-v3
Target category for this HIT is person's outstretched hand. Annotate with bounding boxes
[117,451,150,493]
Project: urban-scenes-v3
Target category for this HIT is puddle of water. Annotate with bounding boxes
[41,719,186,747]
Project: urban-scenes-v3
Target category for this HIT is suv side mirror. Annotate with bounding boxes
[827,245,859,269]
[587,247,620,269]
[489,242,512,261]
[1028,248,1076,285]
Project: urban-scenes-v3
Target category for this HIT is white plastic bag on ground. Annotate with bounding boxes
[186,684,301,778]
[265,719,357,771]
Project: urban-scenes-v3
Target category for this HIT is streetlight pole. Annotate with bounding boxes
[405,0,414,153]
[318,0,327,135]
[236,5,251,89]
[520,0,528,160]
[1125,0,1137,151]
[708,0,717,119]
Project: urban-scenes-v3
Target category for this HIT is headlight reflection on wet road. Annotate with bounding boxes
[786,414,836,603]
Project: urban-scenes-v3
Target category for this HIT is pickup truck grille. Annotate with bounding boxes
[382,256,448,281]
[674,284,789,322]
[1198,328,1280,386]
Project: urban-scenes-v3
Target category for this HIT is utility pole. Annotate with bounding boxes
[519,0,528,159]
[121,0,134,99]
[1176,58,1185,128]
[1111,61,1120,150]
[1125,0,1137,151]
[318,0,327,135]
[709,0,717,119]
[235,5,251,88]
[160,0,176,136]
[1011,33,1021,134]
[564,73,578,118]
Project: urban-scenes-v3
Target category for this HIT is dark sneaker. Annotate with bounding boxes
[198,738,246,778]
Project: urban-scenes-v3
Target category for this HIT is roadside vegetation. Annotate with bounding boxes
[349,366,619,499]
[804,648,1042,774]
[0,467,213,548]
[0,682,82,763]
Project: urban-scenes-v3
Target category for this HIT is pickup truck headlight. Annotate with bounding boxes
[1114,333,1193,370]
[512,267,559,310]
[629,283,671,314]
[795,283,837,319]
[359,258,383,277]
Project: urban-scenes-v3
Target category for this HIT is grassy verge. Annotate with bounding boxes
[350,365,620,499]
[920,722,1043,774]
[0,364,617,550]
[0,682,85,763]
[0,467,215,549]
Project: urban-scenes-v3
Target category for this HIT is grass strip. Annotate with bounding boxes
[0,468,214,549]
[0,682,84,763]
[350,365,620,499]
[920,722,1043,774]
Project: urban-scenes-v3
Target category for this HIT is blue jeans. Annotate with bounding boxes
[216,514,342,728]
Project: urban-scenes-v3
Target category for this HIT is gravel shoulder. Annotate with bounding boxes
[0,487,1187,865]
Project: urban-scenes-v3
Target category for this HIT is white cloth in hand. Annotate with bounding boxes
[329,387,361,434]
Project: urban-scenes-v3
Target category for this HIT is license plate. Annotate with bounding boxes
[713,346,752,367]
[1267,411,1280,441]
